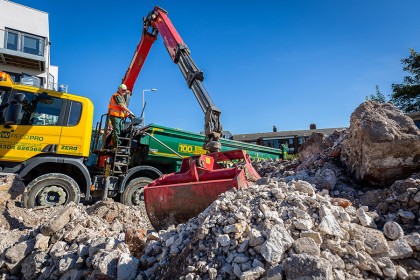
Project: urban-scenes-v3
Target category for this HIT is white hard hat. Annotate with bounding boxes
[119,84,127,90]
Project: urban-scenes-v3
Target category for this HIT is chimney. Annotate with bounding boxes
[310,123,316,130]
[273,125,277,132]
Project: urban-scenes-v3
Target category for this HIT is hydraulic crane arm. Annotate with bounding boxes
[122,6,222,152]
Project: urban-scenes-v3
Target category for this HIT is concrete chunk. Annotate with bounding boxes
[40,205,75,236]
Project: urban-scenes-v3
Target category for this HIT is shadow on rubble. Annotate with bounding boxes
[7,175,25,200]
[0,175,30,230]
[1,205,32,230]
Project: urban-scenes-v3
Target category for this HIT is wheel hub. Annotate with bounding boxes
[38,185,67,206]
[132,188,144,206]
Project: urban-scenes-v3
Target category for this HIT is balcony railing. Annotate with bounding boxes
[0,28,47,71]
[1,28,46,56]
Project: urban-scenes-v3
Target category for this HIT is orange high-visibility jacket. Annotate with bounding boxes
[108,93,126,117]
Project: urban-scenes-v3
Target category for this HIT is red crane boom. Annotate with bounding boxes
[122,6,222,152]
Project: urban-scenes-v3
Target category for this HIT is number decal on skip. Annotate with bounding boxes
[178,144,206,155]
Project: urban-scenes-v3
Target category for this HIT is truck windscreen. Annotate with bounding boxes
[0,89,63,126]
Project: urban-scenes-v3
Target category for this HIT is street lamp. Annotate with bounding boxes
[142,88,158,126]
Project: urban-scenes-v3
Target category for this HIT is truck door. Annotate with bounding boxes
[58,94,93,158]
[59,99,85,156]
[0,89,64,162]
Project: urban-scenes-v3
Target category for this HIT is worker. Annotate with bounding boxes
[108,84,135,150]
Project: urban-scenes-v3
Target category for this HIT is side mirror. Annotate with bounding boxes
[4,93,24,125]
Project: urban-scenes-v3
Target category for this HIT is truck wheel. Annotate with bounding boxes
[121,177,153,206]
[22,173,80,208]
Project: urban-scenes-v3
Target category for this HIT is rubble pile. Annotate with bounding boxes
[1,177,419,279]
[0,101,419,280]
[135,101,419,279]
[137,179,419,280]
[0,200,152,280]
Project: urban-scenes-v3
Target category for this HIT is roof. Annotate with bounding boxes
[1,0,48,15]
[233,127,347,142]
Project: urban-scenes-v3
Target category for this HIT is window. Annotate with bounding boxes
[22,34,44,56]
[31,96,61,126]
[67,101,82,126]
[6,30,18,51]
[8,91,63,126]
[0,90,63,126]
[4,29,45,56]
[4,72,20,83]
[21,74,42,87]
[273,139,279,149]
[298,136,306,145]
[263,140,272,147]
[48,73,55,90]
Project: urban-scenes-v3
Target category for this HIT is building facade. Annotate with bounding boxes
[233,127,346,154]
[0,0,59,90]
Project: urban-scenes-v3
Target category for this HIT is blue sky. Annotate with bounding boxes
[14,0,420,134]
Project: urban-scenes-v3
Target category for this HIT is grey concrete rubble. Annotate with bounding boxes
[135,175,418,280]
[0,100,419,280]
[341,102,420,186]
[0,199,151,280]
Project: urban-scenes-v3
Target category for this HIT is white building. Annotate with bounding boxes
[0,0,59,90]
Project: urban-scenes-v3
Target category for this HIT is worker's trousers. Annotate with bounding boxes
[110,115,124,148]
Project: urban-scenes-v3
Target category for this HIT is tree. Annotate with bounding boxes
[366,85,386,103]
[390,48,420,113]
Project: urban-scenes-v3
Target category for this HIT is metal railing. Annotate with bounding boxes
[0,28,47,57]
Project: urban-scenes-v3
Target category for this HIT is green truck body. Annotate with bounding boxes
[127,123,281,175]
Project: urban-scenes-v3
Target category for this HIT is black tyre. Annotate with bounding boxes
[22,173,80,208]
[121,177,153,206]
